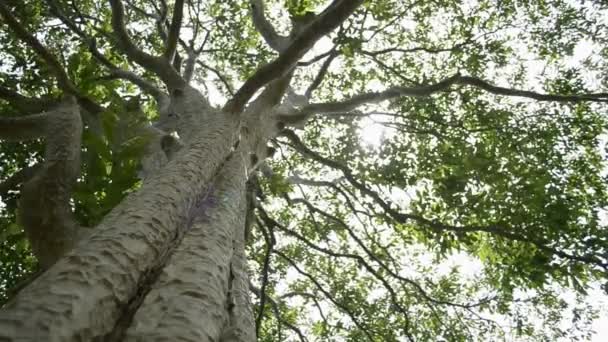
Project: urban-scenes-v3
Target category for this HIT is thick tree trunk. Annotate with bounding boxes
[0,91,258,341]
[121,155,252,341]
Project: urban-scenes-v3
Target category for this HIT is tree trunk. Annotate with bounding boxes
[0,91,258,341]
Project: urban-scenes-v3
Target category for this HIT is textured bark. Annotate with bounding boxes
[221,229,256,342]
[0,112,48,141]
[156,85,212,141]
[0,91,242,341]
[17,97,83,269]
[124,155,249,341]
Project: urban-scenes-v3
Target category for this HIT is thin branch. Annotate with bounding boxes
[249,281,309,342]
[275,250,375,341]
[258,205,414,338]
[196,61,235,95]
[279,74,608,125]
[286,198,493,310]
[255,219,274,338]
[305,48,339,98]
[164,0,185,61]
[250,0,288,51]
[0,3,75,94]
[297,49,335,66]
[108,0,184,89]
[279,291,332,337]
[224,0,364,113]
[281,129,607,269]
[102,70,168,103]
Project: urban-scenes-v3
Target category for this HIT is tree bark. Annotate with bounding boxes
[121,155,251,341]
[0,90,257,341]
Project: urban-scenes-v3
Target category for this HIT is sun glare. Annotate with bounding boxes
[358,118,386,147]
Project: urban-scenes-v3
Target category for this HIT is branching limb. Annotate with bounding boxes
[0,3,103,116]
[224,0,364,113]
[279,74,608,125]
[46,1,169,108]
[0,112,48,141]
[284,197,494,309]
[14,97,84,268]
[108,0,184,89]
[249,281,309,342]
[275,250,375,341]
[258,204,414,335]
[279,74,461,124]
[281,129,607,270]
[0,3,75,94]
[164,0,185,61]
[0,86,56,114]
[250,0,289,51]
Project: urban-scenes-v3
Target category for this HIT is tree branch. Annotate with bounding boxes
[0,112,48,141]
[279,74,608,125]
[224,0,364,113]
[258,204,415,331]
[164,0,185,61]
[0,3,75,94]
[196,61,234,95]
[275,250,375,341]
[14,97,84,268]
[255,219,274,338]
[250,0,288,51]
[0,3,105,119]
[305,48,339,98]
[281,129,607,270]
[457,75,608,102]
[46,1,168,105]
[108,0,184,89]
[0,85,56,114]
[249,281,309,342]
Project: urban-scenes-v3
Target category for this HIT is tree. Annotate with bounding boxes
[0,0,607,340]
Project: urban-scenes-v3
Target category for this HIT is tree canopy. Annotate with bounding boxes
[1,0,608,340]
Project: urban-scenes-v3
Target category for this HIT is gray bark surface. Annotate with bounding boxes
[125,155,249,341]
[0,91,251,341]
